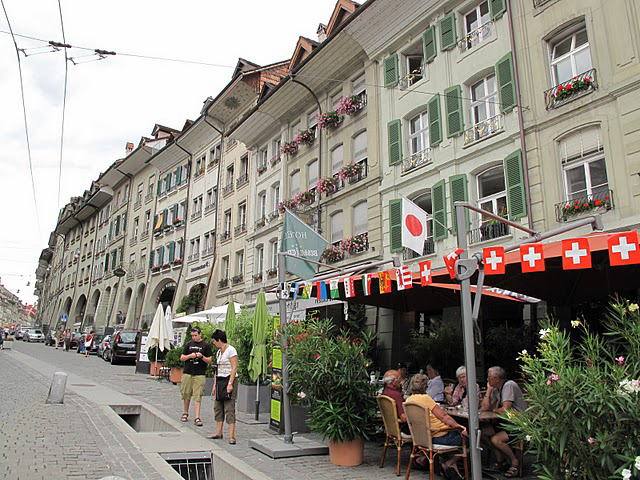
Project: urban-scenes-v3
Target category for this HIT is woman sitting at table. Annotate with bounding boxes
[445,366,480,407]
[405,374,467,479]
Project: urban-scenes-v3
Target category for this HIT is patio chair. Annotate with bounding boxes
[376,395,412,476]
[403,402,468,480]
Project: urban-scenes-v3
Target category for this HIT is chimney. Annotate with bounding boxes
[125,142,135,155]
[317,23,327,43]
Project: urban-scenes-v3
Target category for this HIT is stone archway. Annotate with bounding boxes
[73,294,87,327]
[117,287,132,327]
[149,279,177,313]
[59,297,73,329]
[128,283,146,329]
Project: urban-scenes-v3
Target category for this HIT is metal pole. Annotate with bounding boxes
[278,252,294,443]
[455,203,483,480]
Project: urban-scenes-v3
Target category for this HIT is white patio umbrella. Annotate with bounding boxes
[199,302,242,324]
[147,304,170,372]
[164,305,174,348]
[172,314,208,325]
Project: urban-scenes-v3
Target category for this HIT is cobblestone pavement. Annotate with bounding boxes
[6,341,538,480]
[0,348,165,480]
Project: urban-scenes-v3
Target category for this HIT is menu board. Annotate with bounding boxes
[270,316,283,432]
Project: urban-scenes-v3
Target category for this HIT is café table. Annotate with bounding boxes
[444,406,499,422]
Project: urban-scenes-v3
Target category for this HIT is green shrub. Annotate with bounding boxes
[405,324,464,377]
[164,346,184,369]
[507,300,640,479]
[146,345,167,362]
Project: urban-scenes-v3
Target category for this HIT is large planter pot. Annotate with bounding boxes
[149,361,164,376]
[237,383,271,414]
[169,367,183,384]
[328,438,364,467]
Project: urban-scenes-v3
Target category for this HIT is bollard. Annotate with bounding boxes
[46,371,68,404]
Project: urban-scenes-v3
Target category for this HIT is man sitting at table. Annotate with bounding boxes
[480,366,527,478]
[381,369,410,435]
[426,364,445,402]
[405,374,468,479]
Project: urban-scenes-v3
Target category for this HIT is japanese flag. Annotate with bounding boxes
[608,231,640,266]
[401,198,429,255]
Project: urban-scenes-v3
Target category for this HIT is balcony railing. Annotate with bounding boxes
[145,192,153,203]
[234,223,247,235]
[402,147,432,173]
[255,216,267,230]
[222,183,234,196]
[463,114,504,146]
[346,160,368,185]
[468,222,511,245]
[188,252,200,262]
[544,69,597,110]
[399,65,426,90]
[133,199,142,210]
[458,21,494,51]
[236,173,249,188]
[219,231,231,242]
[202,246,215,257]
[270,154,281,167]
[555,189,613,223]
[190,210,202,221]
[533,0,554,6]
[232,274,244,285]
[218,278,229,289]
[403,237,436,260]
[204,203,216,214]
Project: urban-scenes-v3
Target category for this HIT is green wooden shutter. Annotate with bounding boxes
[149,251,154,268]
[168,241,175,262]
[449,174,469,233]
[432,180,447,240]
[162,209,168,227]
[428,94,443,147]
[173,204,179,219]
[122,213,127,232]
[496,52,516,113]
[157,179,162,195]
[422,25,437,64]
[489,0,506,19]
[383,54,399,87]
[158,246,165,265]
[165,173,171,191]
[389,199,403,253]
[444,85,464,137]
[387,120,403,165]
[111,250,117,269]
[177,165,183,184]
[504,149,527,219]
[439,13,457,51]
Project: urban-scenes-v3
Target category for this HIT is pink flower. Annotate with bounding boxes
[616,356,625,366]
[314,353,320,359]
[551,374,559,382]
[587,437,595,444]
[546,379,552,385]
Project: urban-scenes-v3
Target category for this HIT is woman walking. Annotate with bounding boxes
[84,330,94,358]
[207,329,238,445]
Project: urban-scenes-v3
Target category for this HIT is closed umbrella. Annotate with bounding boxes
[164,305,174,348]
[224,300,237,345]
[147,304,168,375]
[248,291,270,420]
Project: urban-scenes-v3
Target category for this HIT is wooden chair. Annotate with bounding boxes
[376,395,412,476]
[403,402,468,480]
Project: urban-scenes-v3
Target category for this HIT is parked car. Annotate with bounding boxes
[70,332,82,349]
[14,328,24,340]
[109,330,138,365]
[76,333,103,355]
[97,335,111,359]
[24,329,45,342]
[45,331,63,347]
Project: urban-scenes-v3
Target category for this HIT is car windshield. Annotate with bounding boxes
[35,330,43,334]
[119,332,137,343]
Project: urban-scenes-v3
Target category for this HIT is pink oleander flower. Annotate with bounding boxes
[587,437,595,444]
[616,356,625,366]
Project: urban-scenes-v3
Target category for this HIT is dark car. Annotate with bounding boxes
[76,333,103,355]
[109,330,138,365]
[97,335,111,359]
[69,332,82,349]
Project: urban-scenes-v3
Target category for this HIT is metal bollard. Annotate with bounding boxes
[46,371,68,404]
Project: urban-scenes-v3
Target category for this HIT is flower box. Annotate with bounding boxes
[173,218,183,225]
[560,195,611,221]
[257,164,267,175]
[267,268,278,278]
[151,265,160,273]
[267,211,279,223]
[295,128,316,146]
[321,245,345,263]
[281,141,299,156]
[255,217,266,229]
[336,95,365,116]
[552,76,593,102]
[270,155,281,166]
[318,111,343,129]
[161,263,171,269]
[341,232,369,254]
[172,258,183,265]
[338,162,364,181]
[253,274,263,283]
[317,177,339,195]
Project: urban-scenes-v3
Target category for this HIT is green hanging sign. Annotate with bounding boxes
[280,210,328,280]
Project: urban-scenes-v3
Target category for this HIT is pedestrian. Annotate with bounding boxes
[55,328,63,350]
[84,330,95,357]
[0,328,4,350]
[208,329,238,445]
[64,328,71,352]
[179,326,212,427]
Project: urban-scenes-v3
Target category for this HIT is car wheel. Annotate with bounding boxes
[110,353,118,365]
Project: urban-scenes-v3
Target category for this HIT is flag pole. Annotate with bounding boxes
[278,251,294,444]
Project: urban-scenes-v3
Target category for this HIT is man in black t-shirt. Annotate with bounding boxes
[179,326,212,426]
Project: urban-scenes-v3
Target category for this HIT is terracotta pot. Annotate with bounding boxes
[328,438,364,467]
[169,367,183,384]
[149,361,164,376]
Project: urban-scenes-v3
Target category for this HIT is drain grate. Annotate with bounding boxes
[161,452,212,480]
[71,384,96,387]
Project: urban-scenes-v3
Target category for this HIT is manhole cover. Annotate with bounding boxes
[71,384,96,387]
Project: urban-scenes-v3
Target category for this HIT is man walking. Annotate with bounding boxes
[63,328,72,352]
[179,326,212,427]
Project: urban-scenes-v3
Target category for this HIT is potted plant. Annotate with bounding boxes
[280,141,299,156]
[164,346,184,384]
[336,95,365,116]
[282,318,376,466]
[317,177,339,195]
[318,111,343,129]
[295,128,316,146]
[320,245,344,263]
[146,345,167,376]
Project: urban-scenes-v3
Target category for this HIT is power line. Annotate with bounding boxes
[56,0,69,210]
[0,0,41,237]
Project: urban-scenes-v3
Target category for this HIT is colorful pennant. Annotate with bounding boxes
[395,266,413,290]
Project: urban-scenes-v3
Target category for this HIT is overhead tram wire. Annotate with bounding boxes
[1,0,41,237]
[56,0,69,210]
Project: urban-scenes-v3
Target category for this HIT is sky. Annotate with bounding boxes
[0,0,338,306]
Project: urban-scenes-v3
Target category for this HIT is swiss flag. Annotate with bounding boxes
[562,238,592,270]
[608,231,640,266]
[419,260,432,286]
[483,247,505,275]
[520,243,545,272]
[443,248,464,279]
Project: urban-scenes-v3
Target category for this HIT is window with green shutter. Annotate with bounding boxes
[489,0,506,19]
[111,250,117,269]
[149,251,154,268]
[439,13,457,51]
[389,199,403,253]
[383,54,399,87]
[496,52,516,113]
[428,95,443,147]
[449,174,469,233]
[162,209,168,227]
[432,180,447,240]
[444,85,464,137]
[387,120,403,166]
[422,25,437,64]
[174,167,180,186]
[165,173,171,191]
[168,241,175,262]
[157,179,162,195]
[158,246,165,265]
[503,149,527,219]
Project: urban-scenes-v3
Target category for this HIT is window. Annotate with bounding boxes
[204,230,214,252]
[409,112,429,155]
[140,249,146,271]
[270,239,278,268]
[178,201,187,220]
[352,72,366,97]
[290,171,300,196]
[136,183,144,203]
[255,245,264,275]
[272,138,281,159]
[206,188,215,208]
[331,144,344,176]
[307,109,318,130]
[470,74,498,124]
[236,250,244,275]
[238,203,247,227]
[307,159,319,189]
[352,202,368,236]
[224,210,232,234]
[257,192,267,219]
[271,183,280,212]
[330,90,342,110]
[195,155,205,175]
[477,166,507,220]
[330,211,343,245]
[133,217,139,238]
[290,121,301,138]
[258,147,268,168]
[176,240,184,259]
[550,28,592,85]
[226,165,234,186]
[402,42,424,87]
[144,211,151,233]
[221,256,230,280]
[353,131,367,162]
[147,175,155,196]
[560,126,608,201]
[210,143,221,163]
[240,154,249,177]
[464,1,492,49]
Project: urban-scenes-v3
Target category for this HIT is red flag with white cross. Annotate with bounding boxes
[483,247,505,275]
[562,238,592,270]
[443,248,464,279]
[520,243,545,272]
[419,260,432,286]
[608,231,640,266]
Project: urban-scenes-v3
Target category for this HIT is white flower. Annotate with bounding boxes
[571,320,581,328]
[635,456,640,470]
[628,303,639,312]
[297,392,307,399]
[621,468,631,480]
[525,435,532,442]
[619,379,640,395]
[539,328,551,339]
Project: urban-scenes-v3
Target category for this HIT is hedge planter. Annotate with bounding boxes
[328,438,364,467]
[169,367,183,384]
[236,383,271,414]
[149,361,164,376]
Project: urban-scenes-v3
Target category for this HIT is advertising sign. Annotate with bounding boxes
[270,316,283,431]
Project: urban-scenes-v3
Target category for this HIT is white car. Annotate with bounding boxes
[24,329,45,342]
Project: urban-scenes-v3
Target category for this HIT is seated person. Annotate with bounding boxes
[480,366,527,478]
[405,374,467,479]
[445,366,480,407]
[381,369,410,435]
[426,364,445,402]
[397,363,410,397]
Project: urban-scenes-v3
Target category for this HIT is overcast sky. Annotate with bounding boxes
[0,0,338,306]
